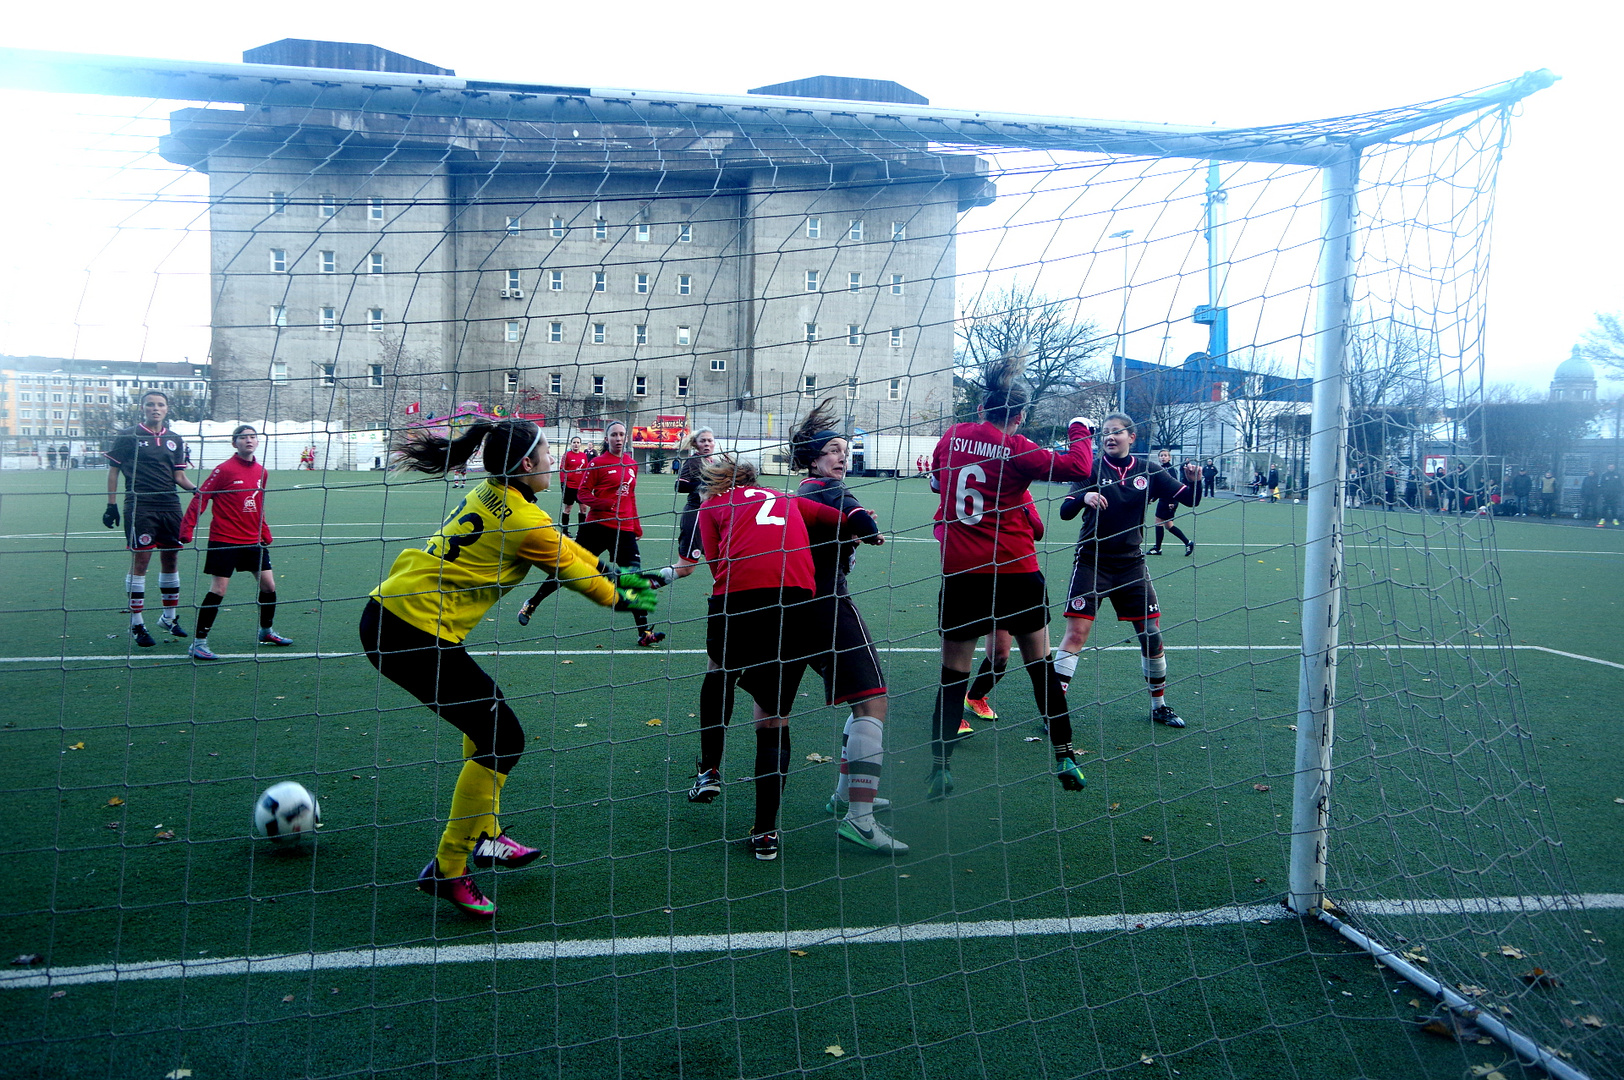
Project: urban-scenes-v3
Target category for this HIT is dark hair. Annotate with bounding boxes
[232,424,257,440]
[392,419,543,480]
[141,389,170,404]
[601,421,627,454]
[789,398,843,470]
[981,351,1031,426]
[700,454,758,498]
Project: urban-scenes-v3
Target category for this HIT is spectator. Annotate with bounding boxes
[1580,469,1599,521]
[1404,468,1420,509]
[1432,466,1451,513]
[1598,464,1621,527]
[1267,466,1280,502]
[1510,468,1532,516]
[1383,467,1397,508]
[1540,471,1559,518]
[1201,459,1217,498]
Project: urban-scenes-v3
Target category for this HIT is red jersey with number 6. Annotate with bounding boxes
[698,486,817,596]
[932,421,1093,575]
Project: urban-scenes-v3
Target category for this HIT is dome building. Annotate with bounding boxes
[1550,347,1598,402]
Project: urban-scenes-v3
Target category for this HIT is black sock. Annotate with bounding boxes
[932,665,972,765]
[1166,525,1190,547]
[258,590,277,629]
[1026,657,1074,755]
[195,592,224,639]
[753,726,790,835]
[633,610,651,632]
[967,656,1008,702]
[698,669,733,770]
[1153,526,1165,549]
[526,579,561,609]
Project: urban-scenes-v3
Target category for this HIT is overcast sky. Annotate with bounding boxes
[3,0,1619,392]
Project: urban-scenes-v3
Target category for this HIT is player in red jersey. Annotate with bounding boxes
[958,492,1047,725]
[517,422,664,645]
[557,435,591,537]
[178,425,292,659]
[928,354,1095,798]
[684,456,821,861]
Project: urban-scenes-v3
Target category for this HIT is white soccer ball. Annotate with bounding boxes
[1293,499,1301,503]
[254,781,320,842]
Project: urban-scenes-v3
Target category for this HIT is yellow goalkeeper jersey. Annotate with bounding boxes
[372,480,616,642]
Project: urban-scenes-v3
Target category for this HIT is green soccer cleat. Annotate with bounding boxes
[1054,756,1087,791]
[925,764,954,801]
[837,817,910,855]
[416,859,495,917]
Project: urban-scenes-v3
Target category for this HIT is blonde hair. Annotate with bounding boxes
[700,454,758,498]
[683,426,716,453]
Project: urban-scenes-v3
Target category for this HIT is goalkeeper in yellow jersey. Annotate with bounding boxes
[360,419,658,918]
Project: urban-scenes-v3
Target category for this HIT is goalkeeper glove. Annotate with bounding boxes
[102,504,120,529]
[613,573,659,614]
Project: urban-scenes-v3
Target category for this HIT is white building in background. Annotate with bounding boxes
[162,40,992,440]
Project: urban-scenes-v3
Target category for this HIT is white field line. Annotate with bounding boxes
[1,644,1618,668]
[5,892,1619,991]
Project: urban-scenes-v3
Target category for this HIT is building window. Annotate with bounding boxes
[634,375,648,397]
[635,273,649,294]
[98,395,108,404]
[806,217,821,239]
[847,376,860,399]
[804,322,818,343]
[677,274,691,295]
[320,306,336,331]
[369,364,384,388]
[550,216,564,237]
[592,375,606,395]
[635,324,648,345]
[270,249,287,272]
[636,223,650,242]
[710,357,726,371]
[507,216,522,236]
[270,191,287,214]
[270,305,287,327]
[369,198,384,221]
[549,322,563,343]
[594,218,608,240]
[849,272,862,293]
[369,308,384,331]
[848,220,863,241]
[319,250,336,274]
[320,194,337,218]
[321,364,336,386]
[804,270,819,292]
[18,410,30,419]
[505,321,521,342]
[505,370,520,392]
[889,327,903,347]
[802,374,817,397]
[888,377,902,401]
[594,271,607,293]
[846,324,861,346]
[507,269,522,291]
[678,326,692,346]
[592,323,606,344]
[676,376,689,398]
[678,223,692,243]
[549,373,563,395]
[370,252,384,275]
[892,221,906,240]
[548,270,563,291]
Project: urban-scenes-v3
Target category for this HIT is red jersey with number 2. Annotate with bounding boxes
[698,486,817,596]
[933,421,1093,575]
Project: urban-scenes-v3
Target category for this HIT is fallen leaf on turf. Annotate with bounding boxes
[1407,999,1422,1009]
[1402,949,1430,965]
[805,753,833,763]
[1253,784,1270,792]
[561,660,574,665]
[789,949,808,957]
[11,954,41,966]
[1109,803,1120,812]
[1139,1053,1155,1065]
[1420,1013,1486,1042]
[1522,968,1562,988]
[574,723,588,728]
[1023,736,1041,742]
[107,797,124,806]
[1469,1069,1506,1080]
[282,994,294,1002]
[1580,1015,1606,1028]
[330,987,339,995]
[105,822,120,830]
[1498,945,1527,959]
[351,775,362,780]
[1456,983,1489,997]
[155,831,176,840]
[1614,798,1623,804]
[1286,725,1297,731]
[1140,835,1155,843]
[1255,877,1266,884]
[49,990,65,999]
[825,1046,844,1057]
[645,719,662,727]
[68,742,84,751]
[165,1070,193,1079]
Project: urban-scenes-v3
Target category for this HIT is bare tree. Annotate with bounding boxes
[339,333,449,431]
[1576,313,1624,379]
[954,282,1112,430]
[1223,350,1303,456]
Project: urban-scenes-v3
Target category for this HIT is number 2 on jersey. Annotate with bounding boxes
[955,465,987,525]
[745,488,788,526]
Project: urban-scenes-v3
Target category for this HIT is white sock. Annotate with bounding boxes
[843,716,884,826]
[834,714,854,804]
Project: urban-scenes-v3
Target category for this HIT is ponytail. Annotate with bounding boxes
[392,419,543,480]
[789,397,843,471]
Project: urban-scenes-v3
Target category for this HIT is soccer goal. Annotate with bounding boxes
[1,44,1616,1080]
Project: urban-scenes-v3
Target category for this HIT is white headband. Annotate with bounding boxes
[504,427,544,477]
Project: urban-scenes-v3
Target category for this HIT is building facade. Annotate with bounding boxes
[0,356,210,443]
[161,40,991,439]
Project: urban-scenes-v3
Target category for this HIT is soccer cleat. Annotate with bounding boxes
[258,629,294,647]
[188,640,218,661]
[1147,547,1163,556]
[515,599,537,627]
[469,831,544,869]
[825,795,892,816]
[1184,540,1196,557]
[1600,520,1607,528]
[837,817,910,855]
[965,697,998,721]
[746,830,780,861]
[416,859,496,917]
[1151,704,1186,729]
[130,624,157,649]
[925,764,954,801]
[637,630,667,648]
[687,768,722,804]
[158,616,189,639]
[1054,756,1087,791]
[955,717,975,738]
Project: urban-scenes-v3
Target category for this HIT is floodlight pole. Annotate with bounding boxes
[1287,148,1357,915]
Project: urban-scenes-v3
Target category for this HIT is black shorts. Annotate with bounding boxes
[937,570,1050,642]
[125,504,183,552]
[203,543,273,578]
[805,593,886,706]
[1065,555,1159,622]
[575,521,641,568]
[1154,499,1179,521]
[706,588,814,718]
[676,505,703,563]
[561,486,580,507]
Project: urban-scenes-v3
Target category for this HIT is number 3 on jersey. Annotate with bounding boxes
[955,465,987,526]
[745,488,788,526]
[427,510,485,562]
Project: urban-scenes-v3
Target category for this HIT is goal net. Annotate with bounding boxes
[0,46,1614,1080]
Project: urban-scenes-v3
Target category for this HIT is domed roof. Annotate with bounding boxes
[1554,348,1595,381]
